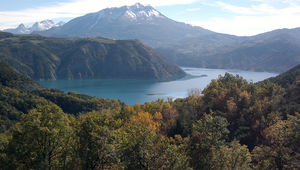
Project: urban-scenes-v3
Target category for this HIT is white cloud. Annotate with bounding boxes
[216,1,300,16]
[0,0,198,29]
[188,13,300,36]
[216,2,261,15]
[2,0,300,36]
[185,1,300,36]
[186,8,202,12]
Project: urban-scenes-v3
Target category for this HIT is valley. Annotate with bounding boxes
[0,2,300,169]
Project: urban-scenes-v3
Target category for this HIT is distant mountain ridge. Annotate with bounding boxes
[33,3,300,73]
[35,3,214,47]
[158,28,300,73]
[0,32,185,80]
[3,20,65,34]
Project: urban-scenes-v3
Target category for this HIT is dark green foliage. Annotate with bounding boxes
[187,114,229,169]
[265,64,300,116]
[267,64,300,88]
[7,104,74,169]
[0,86,49,132]
[172,96,202,137]
[282,83,300,115]
[77,111,121,169]
[36,89,124,115]
[0,61,47,132]
[0,61,44,91]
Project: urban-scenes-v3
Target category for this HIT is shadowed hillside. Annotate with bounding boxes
[0,32,185,80]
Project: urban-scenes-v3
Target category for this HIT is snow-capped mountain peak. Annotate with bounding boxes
[6,24,31,34]
[134,3,142,8]
[30,20,56,32]
[16,24,27,29]
[126,3,164,19]
[2,20,65,34]
[94,3,165,22]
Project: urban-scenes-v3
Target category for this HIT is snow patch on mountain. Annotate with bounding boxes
[92,3,165,22]
[124,10,137,19]
[3,20,65,34]
[31,20,56,32]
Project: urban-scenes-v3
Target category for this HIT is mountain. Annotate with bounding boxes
[3,20,65,34]
[30,20,62,32]
[0,32,185,80]
[4,24,30,34]
[157,28,300,73]
[35,3,214,47]
[35,3,300,73]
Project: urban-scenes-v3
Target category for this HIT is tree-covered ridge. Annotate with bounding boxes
[0,61,45,91]
[263,64,300,116]
[267,64,300,88]
[0,67,299,169]
[0,32,185,80]
[0,62,124,133]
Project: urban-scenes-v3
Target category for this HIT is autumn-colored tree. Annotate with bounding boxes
[252,114,300,169]
[131,111,161,132]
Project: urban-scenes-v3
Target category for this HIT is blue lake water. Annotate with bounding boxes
[37,67,278,105]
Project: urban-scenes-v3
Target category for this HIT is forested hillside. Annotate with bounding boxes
[0,63,299,169]
[0,32,185,80]
[0,61,124,132]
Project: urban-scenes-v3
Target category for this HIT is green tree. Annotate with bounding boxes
[187,113,229,169]
[7,104,74,169]
[77,111,121,169]
[0,133,9,169]
[119,120,157,169]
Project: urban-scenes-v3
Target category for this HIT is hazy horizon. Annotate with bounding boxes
[1,0,300,36]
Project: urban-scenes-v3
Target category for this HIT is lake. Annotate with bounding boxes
[37,67,278,105]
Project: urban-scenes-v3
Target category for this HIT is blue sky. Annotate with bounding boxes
[1,0,300,35]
